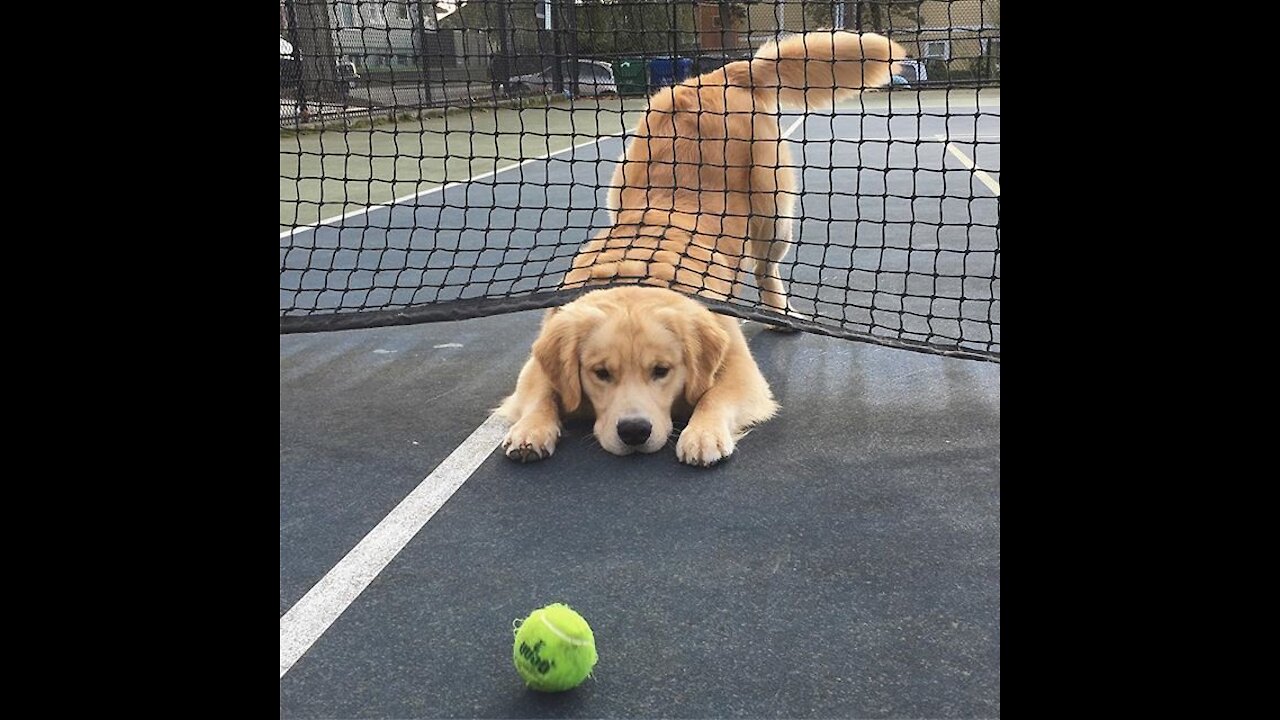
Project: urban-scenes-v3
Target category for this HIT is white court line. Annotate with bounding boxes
[783,117,805,139]
[279,413,509,679]
[281,132,627,239]
[944,142,1001,196]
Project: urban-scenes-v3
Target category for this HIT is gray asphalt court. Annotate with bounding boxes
[280,91,1000,717]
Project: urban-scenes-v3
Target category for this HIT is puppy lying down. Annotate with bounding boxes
[497,31,904,465]
[497,286,777,466]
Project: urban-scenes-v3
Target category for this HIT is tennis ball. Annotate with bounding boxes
[512,602,597,692]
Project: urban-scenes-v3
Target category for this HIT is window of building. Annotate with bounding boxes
[337,2,356,28]
[922,40,951,60]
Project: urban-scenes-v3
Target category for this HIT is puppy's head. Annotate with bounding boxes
[534,287,731,456]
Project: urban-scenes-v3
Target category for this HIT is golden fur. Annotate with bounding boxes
[499,32,905,465]
[565,31,906,314]
[497,286,777,466]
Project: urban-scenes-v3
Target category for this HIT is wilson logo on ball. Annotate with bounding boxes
[518,639,555,674]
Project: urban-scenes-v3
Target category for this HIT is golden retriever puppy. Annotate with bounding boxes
[497,32,905,465]
[565,31,906,316]
[497,286,777,466]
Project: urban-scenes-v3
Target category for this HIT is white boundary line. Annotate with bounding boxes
[279,413,509,679]
[281,132,627,239]
[943,141,1001,196]
[285,115,804,240]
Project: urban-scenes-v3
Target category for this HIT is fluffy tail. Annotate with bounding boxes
[732,31,907,110]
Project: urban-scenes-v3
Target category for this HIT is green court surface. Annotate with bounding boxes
[279,89,998,234]
[280,97,650,232]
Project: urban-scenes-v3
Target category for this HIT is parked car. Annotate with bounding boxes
[336,58,360,89]
[507,60,618,97]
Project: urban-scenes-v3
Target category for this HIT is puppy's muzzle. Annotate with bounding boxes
[616,418,653,447]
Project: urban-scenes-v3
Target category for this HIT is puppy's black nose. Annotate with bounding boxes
[617,418,652,447]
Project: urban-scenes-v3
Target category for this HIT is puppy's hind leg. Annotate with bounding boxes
[605,152,625,223]
[747,213,803,332]
[747,213,792,311]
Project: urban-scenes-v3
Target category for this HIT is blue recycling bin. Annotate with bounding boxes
[648,57,698,90]
[647,57,674,91]
[675,57,694,82]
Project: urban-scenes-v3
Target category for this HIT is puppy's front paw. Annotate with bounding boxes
[676,424,735,467]
[502,420,560,463]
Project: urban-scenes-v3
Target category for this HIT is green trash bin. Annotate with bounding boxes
[613,58,647,96]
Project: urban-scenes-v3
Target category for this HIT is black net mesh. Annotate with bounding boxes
[280,0,1000,362]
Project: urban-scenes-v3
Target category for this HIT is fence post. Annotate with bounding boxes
[669,1,678,64]
[415,1,435,106]
[493,0,512,96]
[565,0,578,97]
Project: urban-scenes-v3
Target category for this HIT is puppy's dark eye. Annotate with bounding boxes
[652,366,670,380]
[594,368,611,381]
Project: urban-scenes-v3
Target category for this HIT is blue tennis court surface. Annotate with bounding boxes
[281,91,1000,717]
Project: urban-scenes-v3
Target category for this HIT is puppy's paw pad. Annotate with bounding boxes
[676,426,735,467]
[502,423,559,463]
[506,443,549,463]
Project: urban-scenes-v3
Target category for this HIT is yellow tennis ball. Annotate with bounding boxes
[512,602,598,692]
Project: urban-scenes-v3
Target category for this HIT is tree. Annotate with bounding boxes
[806,1,922,32]
[571,0,698,56]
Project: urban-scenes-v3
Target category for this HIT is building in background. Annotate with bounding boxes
[877,1,1000,82]
[328,1,420,73]
[282,1,1000,118]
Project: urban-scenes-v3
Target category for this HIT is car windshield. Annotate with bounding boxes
[528,63,610,84]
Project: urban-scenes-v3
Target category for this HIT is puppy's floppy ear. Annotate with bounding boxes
[680,309,732,405]
[531,303,602,412]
